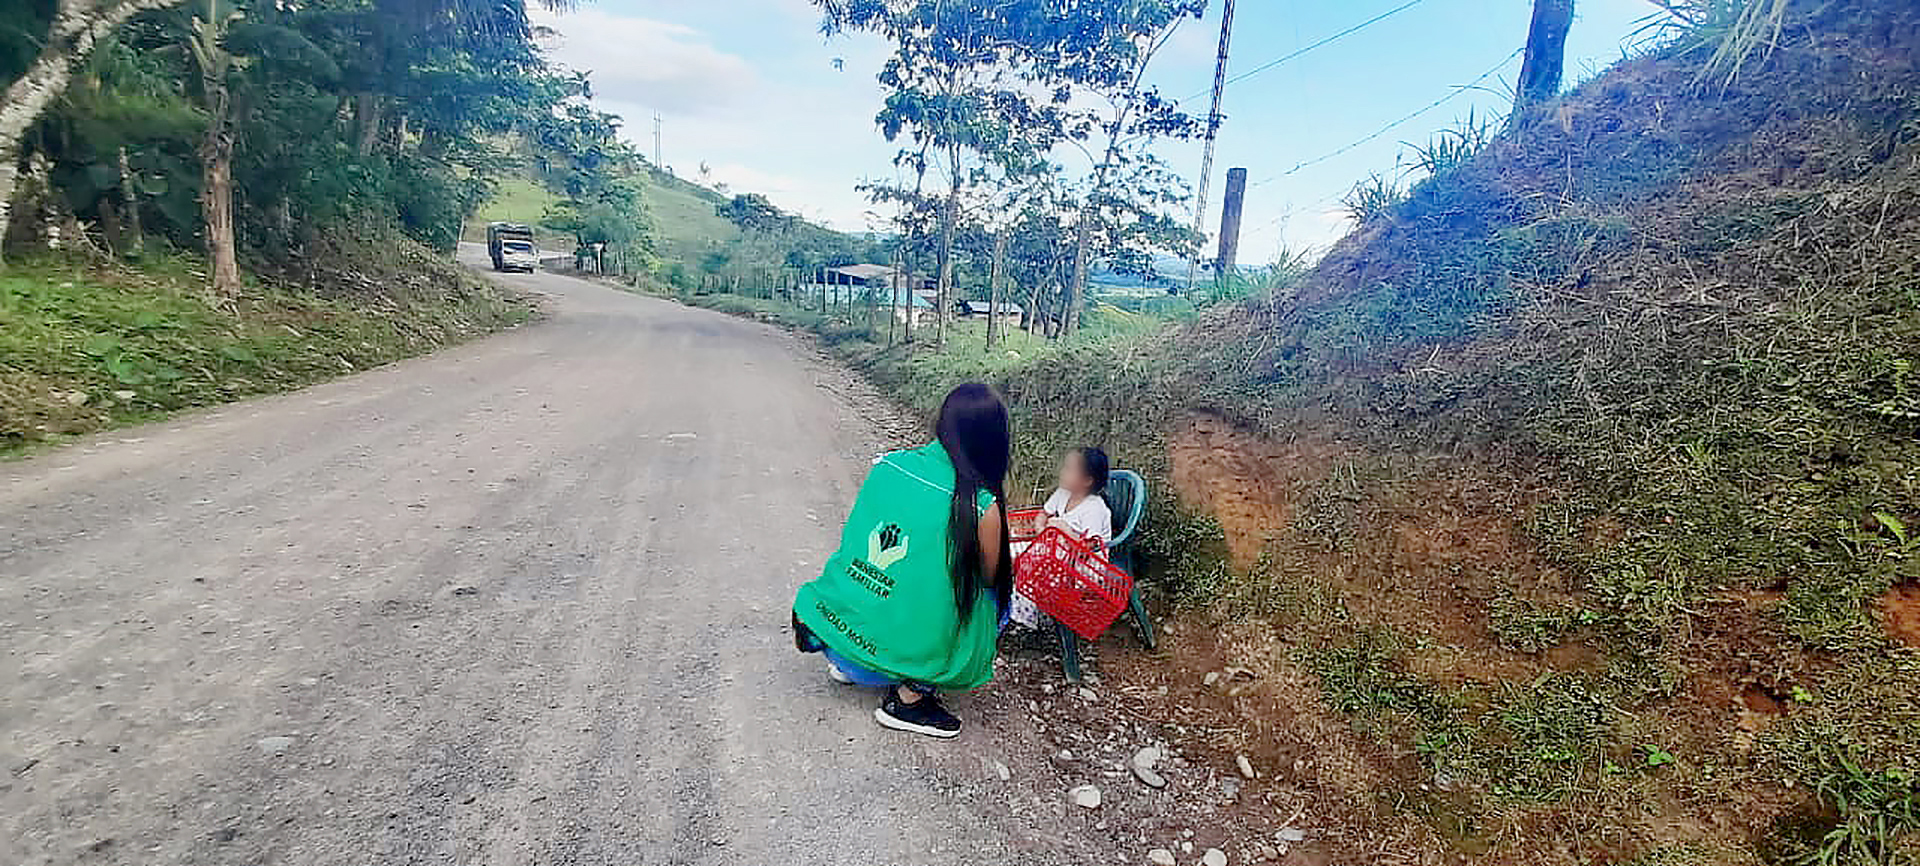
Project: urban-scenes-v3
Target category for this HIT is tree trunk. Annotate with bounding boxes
[202,142,240,296]
[99,190,124,254]
[117,146,143,254]
[0,156,17,262]
[197,18,241,298]
[388,109,407,154]
[1066,215,1091,336]
[352,91,381,156]
[1516,0,1575,116]
[986,230,1007,350]
[0,0,182,263]
[935,194,955,346]
[902,251,915,345]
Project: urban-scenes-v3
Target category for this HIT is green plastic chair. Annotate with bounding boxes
[1057,468,1155,682]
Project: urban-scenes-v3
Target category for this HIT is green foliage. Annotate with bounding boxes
[1766,655,1920,866]
[0,0,56,84]
[1199,249,1312,309]
[820,0,1207,336]
[1342,172,1406,225]
[1405,111,1495,181]
[8,0,635,264]
[1140,511,1232,607]
[1488,594,1589,654]
[715,193,790,236]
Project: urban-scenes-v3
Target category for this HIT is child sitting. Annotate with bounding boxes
[1009,447,1113,628]
[1044,446,1113,546]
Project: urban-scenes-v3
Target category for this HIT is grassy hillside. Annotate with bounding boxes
[686,3,1920,863]
[640,168,745,264]
[464,167,848,269]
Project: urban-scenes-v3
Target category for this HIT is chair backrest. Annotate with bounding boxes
[1103,469,1148,550]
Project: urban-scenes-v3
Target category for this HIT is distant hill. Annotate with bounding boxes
[465,165,849,268]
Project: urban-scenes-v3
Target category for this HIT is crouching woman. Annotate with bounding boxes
[793,383,1012,738]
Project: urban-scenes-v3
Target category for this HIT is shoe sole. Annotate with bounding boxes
[873,707,961,739]
[826,662,853,685]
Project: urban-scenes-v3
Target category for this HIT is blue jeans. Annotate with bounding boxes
[797,604,1009,692]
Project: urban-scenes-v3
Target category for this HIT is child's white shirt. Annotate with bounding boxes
[1043,488,1113,544]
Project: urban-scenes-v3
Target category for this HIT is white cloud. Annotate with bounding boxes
[533,8,758,116]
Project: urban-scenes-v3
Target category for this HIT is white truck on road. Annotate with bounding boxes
[486,222,539,272]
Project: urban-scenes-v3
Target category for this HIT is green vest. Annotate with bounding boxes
[794,442,1000,689]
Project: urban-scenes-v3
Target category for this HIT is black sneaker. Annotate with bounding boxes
[875,692,962,738]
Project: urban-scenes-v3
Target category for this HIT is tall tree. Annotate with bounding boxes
[817,0,1046,345]
[0,0,186,262]
[181,0,242,294]
[1034,0,1205,334]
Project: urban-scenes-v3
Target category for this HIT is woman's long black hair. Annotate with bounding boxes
[934,383,1013,624]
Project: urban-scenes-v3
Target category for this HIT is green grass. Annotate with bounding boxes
[1,252,530,455]
[463,168,745,266]
[640,169,743,265]
[463,175,558,241]
[1762,654,1920,866]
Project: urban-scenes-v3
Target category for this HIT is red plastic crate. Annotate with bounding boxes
[1014,527,1134,640]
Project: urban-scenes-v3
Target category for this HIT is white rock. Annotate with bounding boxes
[1133,746,1162,770]
[1202,671,1220,687]
[1130,763,1167,789]
[1147,849,1177,866]
[1070,784,1102,809]
[1236,754,1256,779]
[1078,687,1098,702]
[992,760,1011,781]
[112,390,136,401]
[1202,849,1228,866]
[257,736,294,756]
[1277,828,1306,843]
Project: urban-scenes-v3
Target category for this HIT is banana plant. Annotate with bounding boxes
[183,0,246,296]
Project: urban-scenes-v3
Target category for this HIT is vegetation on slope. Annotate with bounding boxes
[690,2,1920,862]
[1,240,531,455]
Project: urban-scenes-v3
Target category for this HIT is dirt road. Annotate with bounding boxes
[1,251,1034,865]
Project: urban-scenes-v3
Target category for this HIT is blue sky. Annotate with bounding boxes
[532,0,1661,263]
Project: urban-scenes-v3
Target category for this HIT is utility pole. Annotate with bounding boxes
[1216,167,1247,277]
[1184,0,1236,294]
[653,114,664,167]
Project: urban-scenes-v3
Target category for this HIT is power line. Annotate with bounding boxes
[1269,47,1522,181]
[1177,0,1426,104]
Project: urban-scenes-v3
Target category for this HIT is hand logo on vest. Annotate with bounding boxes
[868,523,909,570]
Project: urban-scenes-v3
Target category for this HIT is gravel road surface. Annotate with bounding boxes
[1,251,1037,865]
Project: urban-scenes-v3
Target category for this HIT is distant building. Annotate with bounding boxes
[812,264,910,288]
[954,299,1023,326]
[803,265,937,328]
